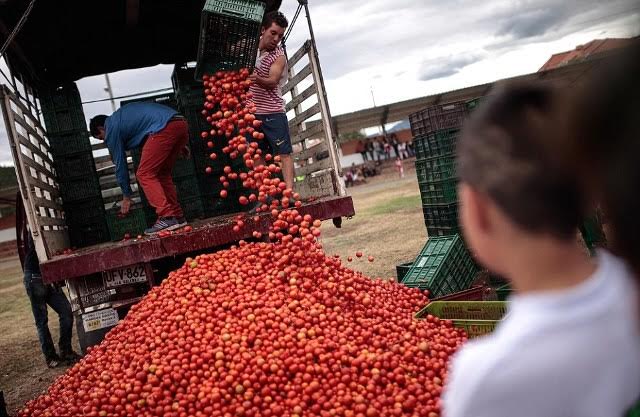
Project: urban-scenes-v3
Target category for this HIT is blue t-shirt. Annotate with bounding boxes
[104,102,177,196]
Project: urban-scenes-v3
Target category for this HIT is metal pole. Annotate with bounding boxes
[104,74,116,112]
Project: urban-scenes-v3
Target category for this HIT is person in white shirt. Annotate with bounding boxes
[444,81,640,417]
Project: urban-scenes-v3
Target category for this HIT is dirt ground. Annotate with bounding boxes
[0,158,425,415]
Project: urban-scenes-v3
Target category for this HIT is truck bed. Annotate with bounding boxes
[41,195,354,283]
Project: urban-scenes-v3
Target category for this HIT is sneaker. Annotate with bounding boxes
[176,217,188,228]
[60,350,82,364]
[144,217,182,235]
[46,354,62,369]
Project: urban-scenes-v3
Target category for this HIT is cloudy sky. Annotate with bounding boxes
[0,0,639,165]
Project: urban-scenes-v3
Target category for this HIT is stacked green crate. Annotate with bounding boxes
[173,64,251,217]
[402,235,479,298]
[41,83,109,247]
[410,100,483,236]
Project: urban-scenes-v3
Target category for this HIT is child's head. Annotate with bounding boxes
[456,82,584,274]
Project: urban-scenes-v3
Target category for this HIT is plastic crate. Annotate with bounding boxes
[41,103,87,134]
[415,301,508,338]
[39,83,83,111]
[48,130,92,157]
[68,221,110,248]
[496,283,512,301]
[409,102,468,136]
[58,174,101,203]
[418,178,458,205]
[415,155,456,182]
[195,0,266,79]
[423,202,459,229]
[54,152,97,179]
[172,65,205,102]
[432,286,491,302]
[120,92,178,109]
[180,195,206,221]
[465,97,484,113]
[105,208,148,240]
[414,128,460,160]
[402,235,478,297]
[64,198,106,227]
[174,175,203,200]
[396,261,413,282]
[426,225,460,237]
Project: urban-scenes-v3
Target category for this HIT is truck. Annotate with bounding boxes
[0,0,354,352]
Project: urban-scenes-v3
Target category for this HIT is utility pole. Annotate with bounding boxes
[104,74,116,112]
[370,86,376,107]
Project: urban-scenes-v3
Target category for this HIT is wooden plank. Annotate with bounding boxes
[282,64,312,95]
[36,215,67,227]
[94,154,114,166]
[291,122,324,145]
[41,229,70,257]
[32,195,61,210]
[289,103,320,128]
[11,105,52,152]
[99,172,137,189]
[287,40,311,69]
[294,141,328,163]
[295,158,331,177]
[92,142,107,151]
[286,84,316,112]
[15,132,55,172]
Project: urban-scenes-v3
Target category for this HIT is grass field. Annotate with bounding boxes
[0,160,426,415]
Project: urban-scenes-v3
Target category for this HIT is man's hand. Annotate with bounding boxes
[248,72,258,83]
[120,196,131,216]
[180,145,191,159]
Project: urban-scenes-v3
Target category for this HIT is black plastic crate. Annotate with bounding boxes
[180,196,206,221]
[174,175,203,200]
[48,130,92,157]
[68,221,110,248]
[54,152,97,179]
[41,97,87,134]
[415,155,456,182]
[414,128,460,160]
[195,0,266,79]
[58,174,101,203]
[418,178,458,205]
[396,261,413,282]
[172,66,206,107]
[426,225,460,237]
[120,92,178,109]
[64,198,106,227]
[409,102,468,136]
[39,83,83,111]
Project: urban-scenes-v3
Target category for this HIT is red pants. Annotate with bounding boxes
[136,119,188,218]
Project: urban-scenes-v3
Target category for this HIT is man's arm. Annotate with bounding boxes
[252,55,286,90]
[106,136,132,198]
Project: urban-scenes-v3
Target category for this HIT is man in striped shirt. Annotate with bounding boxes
[248,11,294,190]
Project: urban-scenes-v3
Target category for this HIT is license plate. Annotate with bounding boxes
[82,308,119,332]
[103,264,147,288]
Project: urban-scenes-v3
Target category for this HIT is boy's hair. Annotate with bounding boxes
[457,82,583,239]
[89,115,108,137]
[262,11,288,29]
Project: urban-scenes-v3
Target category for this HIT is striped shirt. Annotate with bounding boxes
[249,46,287,114]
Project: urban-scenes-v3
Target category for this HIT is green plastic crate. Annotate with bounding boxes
[409,103,467,136]
[174,175,202,200]
[416,156,456,183]
[106,208,148,240]
[414,129,460,160]
[426,225,460,237]
[418,178,458,205]
[415,301,508,338]
[39,83,87,134]
[496,283,512,301]
[48,130,93,157]
[180,195,206,221]
[396,261,413,282]
[402,235,478,297]
[58,174,101,203]
[465,97,485,113]
[423,202,459,230]
[54,152,97,179]
[195,0,266,79]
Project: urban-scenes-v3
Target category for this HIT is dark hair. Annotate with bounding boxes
[262,11,288,29]
[89,115,107,137]
[457,81,584,239]
[567,43,640,274]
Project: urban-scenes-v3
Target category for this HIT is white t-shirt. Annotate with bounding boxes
[444,250,640,417]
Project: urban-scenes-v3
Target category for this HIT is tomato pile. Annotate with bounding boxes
[19,70,468,417]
